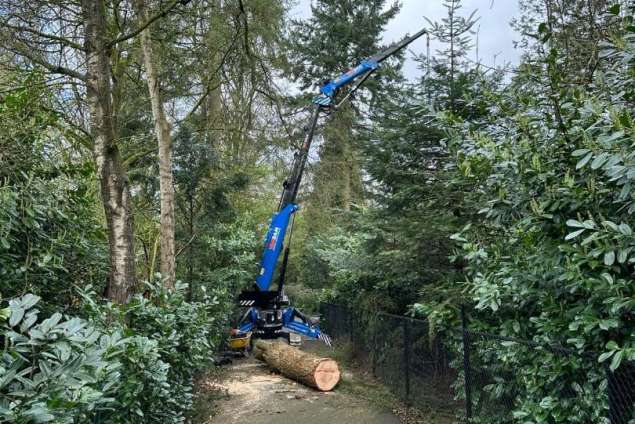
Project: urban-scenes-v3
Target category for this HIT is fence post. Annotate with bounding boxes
[372,315,378,377]
[336,304,340,336]
[461,305,473,421]
[337,305,346,338]
[349,306,355,346]
[404,318,411,405]
[334,304,338,337]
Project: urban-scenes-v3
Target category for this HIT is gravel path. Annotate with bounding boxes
[196,347,401,424]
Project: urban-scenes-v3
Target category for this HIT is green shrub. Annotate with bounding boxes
[0,294,123,422]
[89,281,222,422]
[1,281,225,423]
[0,72,108,313]
[431,15,635,423]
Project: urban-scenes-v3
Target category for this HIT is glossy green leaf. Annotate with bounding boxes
[21,294,40,310]
[598,350,614,363]
[571,148,590,157]
[610,349,623,371]
[576,152,593,169]
[591,153,609,170]
[0,307,10,321]
[565,228,585,240]
[618,223,632,236]
[9,306,25,327]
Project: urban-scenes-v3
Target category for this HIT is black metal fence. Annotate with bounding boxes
[319,303,635,424]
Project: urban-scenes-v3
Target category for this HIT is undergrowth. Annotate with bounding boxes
[0,281,227,423]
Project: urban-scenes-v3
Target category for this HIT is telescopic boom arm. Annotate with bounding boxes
[280,27,428,211]
[318,28,428,100]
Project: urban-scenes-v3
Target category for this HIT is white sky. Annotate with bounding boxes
[290,0,522,80]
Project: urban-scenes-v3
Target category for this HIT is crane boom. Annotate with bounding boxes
[319,28,428,99]
[236,28,427,346]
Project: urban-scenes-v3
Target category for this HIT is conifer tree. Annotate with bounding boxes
[425,0,479,114]
[287,0,401,228]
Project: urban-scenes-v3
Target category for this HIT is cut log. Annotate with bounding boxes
[254,339,340,391]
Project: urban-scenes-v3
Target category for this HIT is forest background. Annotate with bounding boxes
[0,0,633,422]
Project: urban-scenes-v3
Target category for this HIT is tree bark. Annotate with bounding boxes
[204,18,223,144]
[254,340,340,391]
[81,0,135,302]
[135,0,176,288]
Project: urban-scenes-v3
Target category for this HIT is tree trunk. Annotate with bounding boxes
[449,0,456,113]
[135,0,176,288]
[187,191,194,300]
[254,340,340,391]
[205,46,223,143]
[81,0,135,303]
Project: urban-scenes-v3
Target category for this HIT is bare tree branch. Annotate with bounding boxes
[108,0,191,47]
[6,43,86,80]
[175,234,197,258]
[3,23,85,51]
[180,27,241,123]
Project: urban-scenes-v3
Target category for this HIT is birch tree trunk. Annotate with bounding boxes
[81,0,135,302]
[135,0,176,288]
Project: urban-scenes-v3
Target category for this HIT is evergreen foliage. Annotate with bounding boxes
[1,281,224,422]
[303,3,634,420]
[0,73,108,312]
[288,0,404,289]
[1,0,634,422]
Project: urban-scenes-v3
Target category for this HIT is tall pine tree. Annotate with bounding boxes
[287,0,401,229]
[285,0,401,289]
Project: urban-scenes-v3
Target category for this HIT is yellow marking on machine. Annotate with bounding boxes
[229,331,251,350]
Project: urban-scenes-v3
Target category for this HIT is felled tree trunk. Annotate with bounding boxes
[254,340,340,391]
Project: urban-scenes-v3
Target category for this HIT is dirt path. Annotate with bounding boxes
[194,344,401,424]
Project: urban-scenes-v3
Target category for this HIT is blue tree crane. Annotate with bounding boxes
[235,28,428,346]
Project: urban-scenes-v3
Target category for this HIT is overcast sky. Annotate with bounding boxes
[290,0,522,80]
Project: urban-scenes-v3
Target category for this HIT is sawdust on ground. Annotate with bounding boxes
[195,354,401,424]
